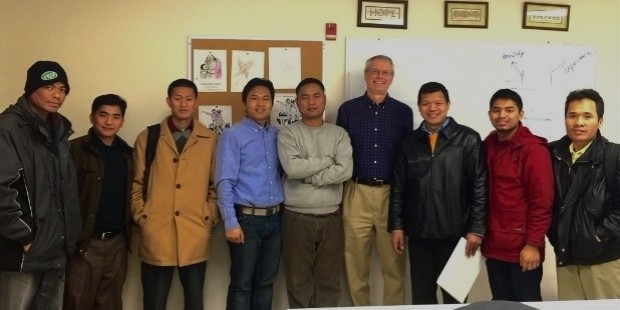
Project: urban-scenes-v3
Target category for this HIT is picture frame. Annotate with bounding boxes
[357,0,408,29]
[522,2,570,31]
[444,1,489,28]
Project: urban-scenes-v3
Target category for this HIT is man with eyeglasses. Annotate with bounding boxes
[336,55,413,306]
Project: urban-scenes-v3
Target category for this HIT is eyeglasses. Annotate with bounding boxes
[367,69,393,77]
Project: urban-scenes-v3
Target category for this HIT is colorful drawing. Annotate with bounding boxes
[231,50,265,92]
[200,53,222,79]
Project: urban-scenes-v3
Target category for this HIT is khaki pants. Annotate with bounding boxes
[342,180,406,306]
[557,258,620,300]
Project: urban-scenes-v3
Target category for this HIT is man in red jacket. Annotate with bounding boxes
[481,89,554,301]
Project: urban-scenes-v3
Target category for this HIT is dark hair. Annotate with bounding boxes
[295,78,325,95]
[91,94,127,116]
[167,78,198,97]
[242,78,275,103]
[489,89,523,111]
[417,82,450,105]
[565,89,604,118]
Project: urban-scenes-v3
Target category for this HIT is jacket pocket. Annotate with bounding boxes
[487,209,527,255]
[203,201,218,228]
[0,235,24,271]
[486,228,526,257]
[135,201,152,228]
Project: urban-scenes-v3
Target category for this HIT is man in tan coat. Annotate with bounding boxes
[131,78,218,310]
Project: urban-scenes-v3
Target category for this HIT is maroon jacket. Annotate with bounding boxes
[481,125,554,263]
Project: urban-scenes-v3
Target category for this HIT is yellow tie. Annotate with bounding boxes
[429,133,438,153]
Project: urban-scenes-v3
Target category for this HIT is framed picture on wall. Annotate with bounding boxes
[357,0,408,29]
[522,2,570,31]
[444,1,489,28]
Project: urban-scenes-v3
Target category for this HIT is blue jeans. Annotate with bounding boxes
[486,258,543,302]
[0,269,65,310]
[227,213,281,310]
[141,261,207,310]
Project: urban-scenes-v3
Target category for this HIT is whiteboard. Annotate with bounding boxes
[345,38,596,141]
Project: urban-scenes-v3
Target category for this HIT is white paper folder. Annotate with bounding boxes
[437,237,485,303]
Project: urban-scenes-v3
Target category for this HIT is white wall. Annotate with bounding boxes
[1,1,619,309]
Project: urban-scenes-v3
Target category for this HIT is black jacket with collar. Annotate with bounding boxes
[0,95,81,271]
[548,132,620,266]
[388,117,487,240]
[69,129,134,255]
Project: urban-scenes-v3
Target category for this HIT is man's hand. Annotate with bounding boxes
[519,244,540,272]
[23,243,31,252]
[225,228,244,244]
[465,233,482,257]
[390,230,405,255]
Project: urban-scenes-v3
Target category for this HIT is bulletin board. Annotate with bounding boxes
[187,37,324,130]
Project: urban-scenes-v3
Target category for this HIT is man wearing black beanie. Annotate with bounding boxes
[0,60,81,309]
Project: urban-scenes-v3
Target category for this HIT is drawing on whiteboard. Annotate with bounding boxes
[510,61,525,85]
[562,51,593,73]
[502,50,526,86]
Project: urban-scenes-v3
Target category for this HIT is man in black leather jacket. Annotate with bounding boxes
[388,82,487,305]
[547,89,620,300]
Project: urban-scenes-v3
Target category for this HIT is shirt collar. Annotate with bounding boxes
[88,128,120,148]
[421,117,450,134]
[167,116,193,133]
[363,92,391,106]
[241,116,272,131]
[569,140,594,163]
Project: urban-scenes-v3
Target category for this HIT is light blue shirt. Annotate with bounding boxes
[215,117,284,230]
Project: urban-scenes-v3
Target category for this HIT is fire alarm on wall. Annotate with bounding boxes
[325,23,337,41]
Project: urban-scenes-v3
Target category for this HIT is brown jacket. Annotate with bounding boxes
[131,118,219,266]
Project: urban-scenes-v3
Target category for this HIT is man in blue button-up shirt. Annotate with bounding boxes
[215,78,284,310]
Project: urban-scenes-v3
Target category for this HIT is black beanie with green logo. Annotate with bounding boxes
[24,61,70,97]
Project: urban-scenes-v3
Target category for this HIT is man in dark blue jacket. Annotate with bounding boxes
[0,61,81,309]
[548,89,620,300]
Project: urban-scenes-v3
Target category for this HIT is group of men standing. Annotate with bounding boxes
[0,57,618,310]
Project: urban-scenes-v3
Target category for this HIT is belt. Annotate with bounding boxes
[234,204,281,216]
[92,231,120,240]
[352,177,389,187]
[284,207,341,217]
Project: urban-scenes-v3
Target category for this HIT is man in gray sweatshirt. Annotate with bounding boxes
[277,78,353,308]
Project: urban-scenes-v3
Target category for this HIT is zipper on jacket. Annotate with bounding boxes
[554,154,572,174]
[19,252,25,272]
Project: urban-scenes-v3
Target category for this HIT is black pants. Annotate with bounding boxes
[141,261,207,310]
[408,237,461,305]
[486,258,543,302]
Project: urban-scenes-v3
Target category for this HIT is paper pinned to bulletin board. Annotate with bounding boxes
[188,37,323,124]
